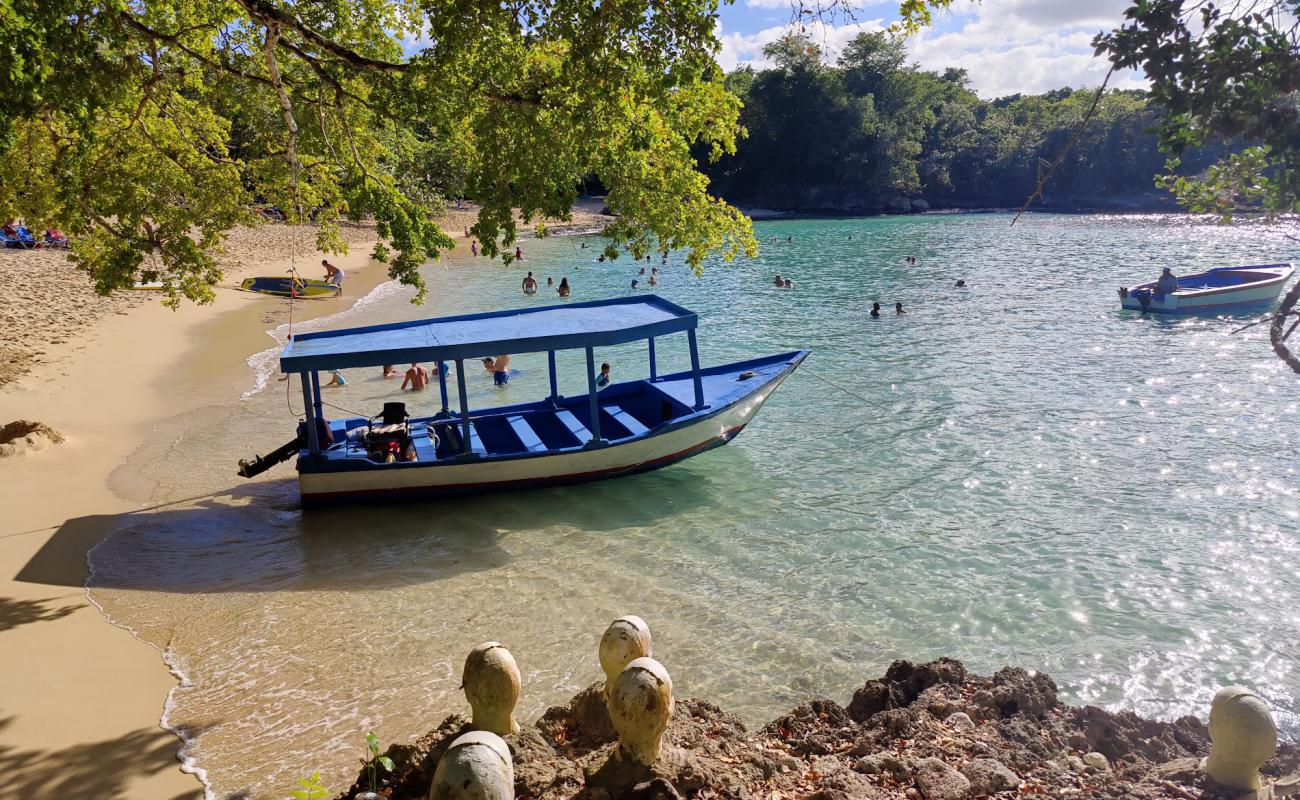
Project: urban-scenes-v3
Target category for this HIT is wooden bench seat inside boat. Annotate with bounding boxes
[555,409,592,443]
[603,404,650,436]
[507,415,548,453]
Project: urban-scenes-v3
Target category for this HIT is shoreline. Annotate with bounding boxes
[0,202,613,798]
[0,226,388,799]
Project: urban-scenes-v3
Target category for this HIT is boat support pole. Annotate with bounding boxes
[548,350,558,405]
[585,346,602,443]
[301,372,320,456]
[687,329,705,410]
[455,359,471,455]
[648,337,657,381]
[437,362,450,416]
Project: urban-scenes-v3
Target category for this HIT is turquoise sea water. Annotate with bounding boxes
[89,213,1300,798]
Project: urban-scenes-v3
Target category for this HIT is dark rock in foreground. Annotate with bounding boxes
[337,658,1299,800]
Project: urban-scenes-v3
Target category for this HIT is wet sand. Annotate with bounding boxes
[0,226,387,799]
[0,203,613,798]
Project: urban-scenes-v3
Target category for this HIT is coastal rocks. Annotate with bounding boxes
[913,756,970,800]
[336,657,1300,800]
[464,642,522,736]
[1206,686,1278,791]
[847,658,969,722]
[961,757,1021,794]
[0,419,64,457]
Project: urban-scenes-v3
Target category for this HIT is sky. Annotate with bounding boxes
[715,0,1147,98]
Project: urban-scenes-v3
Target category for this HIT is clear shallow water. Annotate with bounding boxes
[89,213,1300,799]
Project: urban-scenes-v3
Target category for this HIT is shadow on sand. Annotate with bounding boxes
[18,457,726,595]
[0,716,201,800]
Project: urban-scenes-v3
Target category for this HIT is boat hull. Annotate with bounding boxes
[297,352,806,506]
[1119,264,1293,314]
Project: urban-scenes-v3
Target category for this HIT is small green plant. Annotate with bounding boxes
[363,731,396,794]
[289,771,329,800]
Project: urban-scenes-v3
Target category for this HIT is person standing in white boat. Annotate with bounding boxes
[1156,267,1179,295]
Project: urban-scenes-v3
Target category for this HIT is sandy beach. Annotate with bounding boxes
[0,204,611,799]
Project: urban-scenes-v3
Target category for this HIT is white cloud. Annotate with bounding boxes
[717,17,887,72]
[718,0,1144,97]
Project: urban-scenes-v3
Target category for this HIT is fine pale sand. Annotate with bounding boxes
[0,204,611,798]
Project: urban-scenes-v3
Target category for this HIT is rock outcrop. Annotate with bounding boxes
[336,659,1300,800]
[0,420,64,457]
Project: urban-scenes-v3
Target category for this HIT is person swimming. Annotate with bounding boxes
[522,271,538,294]
[490,354,511,386]
[514,246,524,260]
[557,277,571,297]
[773,273,783,287]
[895,302,906,314]
[783,278,793,289]
[955,279,966,288]
[401,363,428,391]
[631,278,639,289]
[870,303,881,318]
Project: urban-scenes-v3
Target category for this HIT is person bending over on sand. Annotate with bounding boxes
[557,277,571,297]
[1156,267,1179,295]
[522,272,538,294]
[322,260,345,292]
[402,363,429,391]
[324,369,347,387]
[382,365,399,379]
[491,354,511,386]
[596,362,612,388]
[870,303,881,318]
[895,302,906,314]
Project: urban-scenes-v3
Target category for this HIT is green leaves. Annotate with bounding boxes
[0,0,756,306]
[289,771,329,800]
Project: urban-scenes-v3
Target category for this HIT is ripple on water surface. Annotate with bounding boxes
[89,213,1300,798]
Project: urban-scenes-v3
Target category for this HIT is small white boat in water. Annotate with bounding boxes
[1118,263,1294,314]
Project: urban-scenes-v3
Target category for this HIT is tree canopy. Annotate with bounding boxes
[703,32,1206,214]
[0,0,757,305]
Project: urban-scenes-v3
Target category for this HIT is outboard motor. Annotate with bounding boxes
[237,418,330,477]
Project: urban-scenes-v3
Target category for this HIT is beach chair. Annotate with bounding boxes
[1,231,29,249]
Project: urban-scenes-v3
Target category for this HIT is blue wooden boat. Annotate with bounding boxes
[1118,263,1294,314]
[238,296,809,507]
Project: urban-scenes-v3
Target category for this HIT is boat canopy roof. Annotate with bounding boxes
[280,295,698,373]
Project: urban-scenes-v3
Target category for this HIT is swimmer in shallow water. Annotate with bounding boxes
[955,279,966,288]
[870,303,881,318]
[895,302,905,314]
[522,271,538,294]
[773,273,783,287]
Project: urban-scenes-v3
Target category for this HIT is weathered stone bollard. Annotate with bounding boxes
[463,642,521,736]
[428,730,514,800]
[607,656,673,766]
[599,616,653,702]
[1205,686,1277,791]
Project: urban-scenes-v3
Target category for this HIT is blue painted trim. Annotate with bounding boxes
[547,350,558,403]
[585,346,601,441]
[648,337,657,381]
[437,362,449,414]
[455,359,471,455]
[280,294,700,373]
[301,374,319,455]
[310,370,323,429]
[687,329,704,410]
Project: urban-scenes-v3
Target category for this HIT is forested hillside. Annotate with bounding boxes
[702,33,1223,214]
